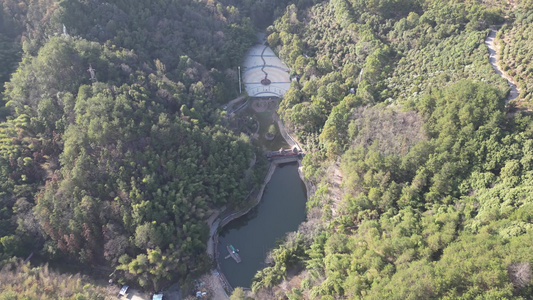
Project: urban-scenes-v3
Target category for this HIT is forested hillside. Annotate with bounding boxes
[246,0,533,298]
[2,0,533,298]
[0,0,265,292]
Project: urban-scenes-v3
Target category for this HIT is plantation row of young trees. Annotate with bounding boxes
[239,0,533,298]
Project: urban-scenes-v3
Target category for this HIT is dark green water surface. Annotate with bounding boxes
[218,162,307,288]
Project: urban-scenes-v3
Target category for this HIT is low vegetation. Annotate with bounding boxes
[0,259,109,299]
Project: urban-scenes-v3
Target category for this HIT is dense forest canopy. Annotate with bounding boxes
[245,0,533,299]
[1,0,533,298]
[0,0,271,293]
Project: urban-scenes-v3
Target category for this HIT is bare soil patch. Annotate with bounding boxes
[251,98,278,113]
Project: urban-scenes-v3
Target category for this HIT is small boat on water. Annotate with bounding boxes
[226,244,241,263]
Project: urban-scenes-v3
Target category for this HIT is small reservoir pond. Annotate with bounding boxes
[218,162,307,288]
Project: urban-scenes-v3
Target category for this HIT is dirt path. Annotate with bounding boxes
[274,113,301,152]
[206,209,224,259]
[204,209,231,299]
[226,95,246,109]
[225,95,248,115]
[208,270,230,300]
[484,28,520,103]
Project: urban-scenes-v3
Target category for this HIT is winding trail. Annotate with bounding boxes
[484,27,520,103]
[260,46,269,80]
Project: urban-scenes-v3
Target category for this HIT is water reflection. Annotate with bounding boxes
[218,163,307,288]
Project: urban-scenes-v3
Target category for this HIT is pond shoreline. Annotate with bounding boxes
[209,158,303,291]
[206,120,310,298]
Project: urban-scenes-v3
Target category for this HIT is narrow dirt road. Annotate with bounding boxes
[484,28,520,103]
[204,210,230,299]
